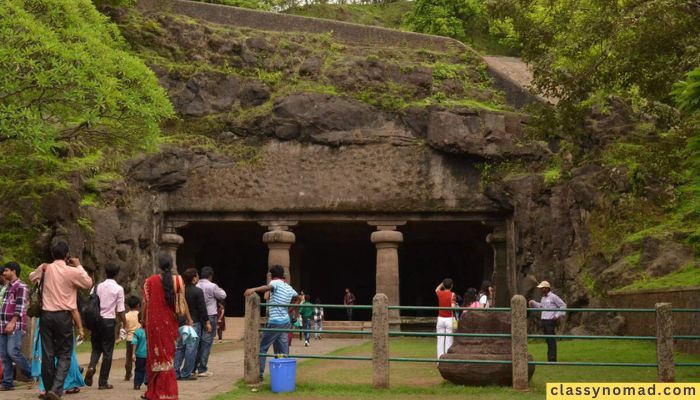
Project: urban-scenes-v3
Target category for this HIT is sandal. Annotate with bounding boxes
[65,388,80,394]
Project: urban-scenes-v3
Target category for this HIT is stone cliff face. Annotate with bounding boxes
[34,5,693,332]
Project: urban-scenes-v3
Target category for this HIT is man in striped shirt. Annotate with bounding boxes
[244,265,297,382]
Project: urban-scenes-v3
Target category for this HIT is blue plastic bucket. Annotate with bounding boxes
[269,358,297,393]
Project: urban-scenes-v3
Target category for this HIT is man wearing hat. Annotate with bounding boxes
[528,281,566,362]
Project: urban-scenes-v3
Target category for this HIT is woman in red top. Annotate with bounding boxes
[142,254,179,400]
[435,278,457,359]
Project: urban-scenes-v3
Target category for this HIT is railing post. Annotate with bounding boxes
[511,295,529,390]
[372,293,390,388]
[655,302,675,382]
[244,293,261,384]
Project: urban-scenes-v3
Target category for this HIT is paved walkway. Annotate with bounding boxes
[12,338,365,400]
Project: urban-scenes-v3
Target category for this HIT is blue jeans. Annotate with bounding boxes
[196,316,217,374]
[259,322,290,378]
[134,357,147,388]
[0,331,32,389]
[174,322,201,378]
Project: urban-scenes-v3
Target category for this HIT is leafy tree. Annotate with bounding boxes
[0,0,173,198]
[673,66,700,114]
[403,0,488,41]
[488,0,700,106]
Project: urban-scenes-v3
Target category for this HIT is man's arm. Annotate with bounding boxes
[117,287,127,326]
[528,299,542,308]
[214,284,227,301]
[68,260,93,289]
[244,284,273,297]
[435,282,443,294]
[29,264,46,283]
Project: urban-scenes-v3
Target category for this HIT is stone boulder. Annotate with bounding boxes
[426,110,545,160]
[438,311,535,386]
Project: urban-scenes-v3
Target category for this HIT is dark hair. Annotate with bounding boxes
[200,266,214,280]
[305,294,310,301]
[480,280,492,294]
[3,261,20,277]
[51,242,69,261]
[183,268,198,284]
[314,298,321,304]
[158,253,175,307]
[127,295,141,309]
[269,265,284,279]
[105,263,120,279]
[463,288,478,306]
[442,278,453,290]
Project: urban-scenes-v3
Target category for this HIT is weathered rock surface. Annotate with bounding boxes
[438,311,535,385]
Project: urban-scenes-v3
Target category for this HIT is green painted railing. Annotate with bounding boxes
[255,303,700,374]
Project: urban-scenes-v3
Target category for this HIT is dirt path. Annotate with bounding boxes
[483,55,557,104]
[12,338,366,400]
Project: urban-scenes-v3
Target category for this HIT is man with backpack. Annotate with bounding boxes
[29,242,92,400]
[85,263,126,390]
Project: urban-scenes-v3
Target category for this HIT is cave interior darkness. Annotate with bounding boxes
[177,220,493,320]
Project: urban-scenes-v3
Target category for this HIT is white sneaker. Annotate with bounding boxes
[197,371,214,377]
[304,341,309,347]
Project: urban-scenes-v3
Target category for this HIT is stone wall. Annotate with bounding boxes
[137,0,467,52]
[607,288,700,354]
[135,0,540,109]
[159,141,505,213]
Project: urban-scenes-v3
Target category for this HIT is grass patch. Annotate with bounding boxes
[214,338,700,399]
[614,263,700,292]
[543,166,561,186]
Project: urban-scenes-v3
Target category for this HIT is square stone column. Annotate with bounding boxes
[261,222,297,282]
[369,221,405,326]
[486,226,510,307]
[159,232,184,274]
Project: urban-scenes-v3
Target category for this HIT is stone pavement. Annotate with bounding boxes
[10,338,366,400]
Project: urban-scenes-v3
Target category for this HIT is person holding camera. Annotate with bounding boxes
[29,242,92,400]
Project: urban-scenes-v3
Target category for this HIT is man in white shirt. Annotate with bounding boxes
[528,281,567,362]
[85,263,126,389]
[195,266,226,377]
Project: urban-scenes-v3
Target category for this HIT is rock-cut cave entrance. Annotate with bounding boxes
[176,219,494,319]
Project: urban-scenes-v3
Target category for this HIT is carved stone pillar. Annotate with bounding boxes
[160,232,184,274]
[369,221,405,325]
[486,226,509,307]
[261,222,297,282]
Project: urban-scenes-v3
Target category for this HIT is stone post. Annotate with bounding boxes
[261,222,296,282]
[244,293,261,384]
[369,222,404,326]
[655,302,675,382]
[486,227,509,307]
[372,293,390,389]
[511,295,529,390]
[159,232,184,273]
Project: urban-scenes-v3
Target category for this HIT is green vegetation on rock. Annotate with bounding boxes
[0,0,173,263]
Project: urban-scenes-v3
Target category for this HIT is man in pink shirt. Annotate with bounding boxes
[85,263,126,390]
[29,242,92,400]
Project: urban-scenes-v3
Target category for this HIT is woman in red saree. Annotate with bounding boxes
[142,254,179,400]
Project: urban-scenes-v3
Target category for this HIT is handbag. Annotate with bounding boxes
[27,268,45,318]
[451,317,459,331]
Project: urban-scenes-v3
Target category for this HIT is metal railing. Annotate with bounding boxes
[243,294,700,389]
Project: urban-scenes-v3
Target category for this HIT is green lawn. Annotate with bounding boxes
[213,338,700,399]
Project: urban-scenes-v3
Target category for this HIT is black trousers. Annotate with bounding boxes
[40,311,73,396]
[89,318,116,387]
[541,319,557,362]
